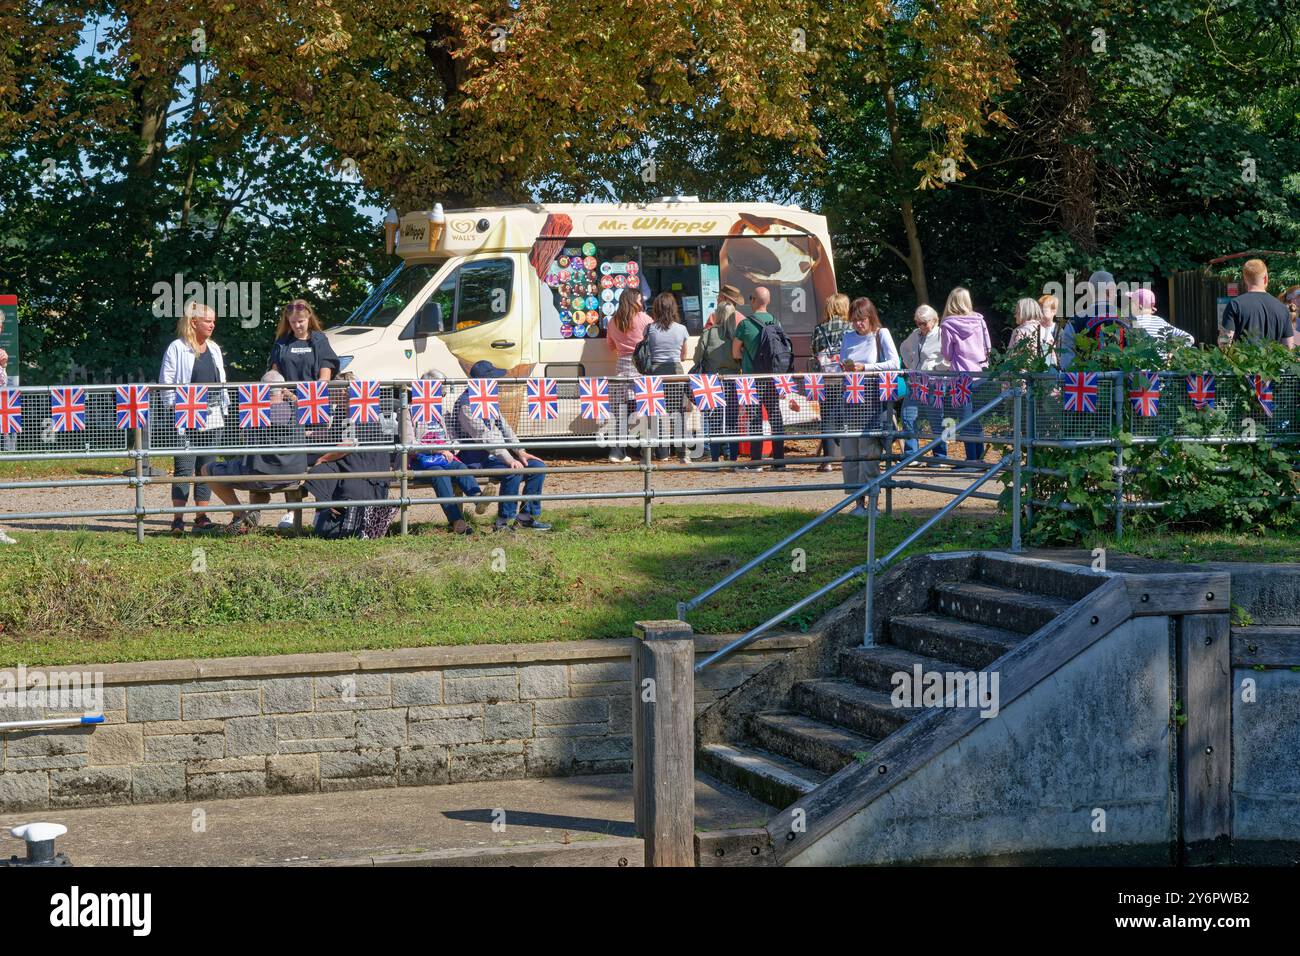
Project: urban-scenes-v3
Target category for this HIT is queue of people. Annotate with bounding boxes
[144,261,1296,538]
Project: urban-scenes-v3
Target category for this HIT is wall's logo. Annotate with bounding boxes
[450,218,476,235]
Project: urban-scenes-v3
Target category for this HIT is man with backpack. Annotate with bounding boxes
[694,285,743,463]
[732,286,793,470]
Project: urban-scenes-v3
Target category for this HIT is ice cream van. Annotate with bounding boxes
[327,198,837,384]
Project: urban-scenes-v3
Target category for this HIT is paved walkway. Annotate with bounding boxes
[0,772,770,866]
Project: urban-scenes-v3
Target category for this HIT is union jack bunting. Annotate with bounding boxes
[49,386,86,433]
[929,377,947,409]
[1128,371,1162,418]
[348,380,382,424]
[877,371,903,402]
[949,374,973,407]
[464,378,500,420]
[115,384,150,430]
[1061,372,1099,414]
[1253,375,1274,419]
[238,384,272,428]
[409,379,444,426]
[633,376,667,417]
[843,372,868,404]
[0,389,20,435]
[578,377,610,420]
[689,374,727,411]
[802,373,825,403]
[734,376,759,406]
[1186,374,1215,412]
[772,374,799,398]
[525,378,560,421]
[295,380,332,426]
[913,375,930,406]
[174,385,209,430]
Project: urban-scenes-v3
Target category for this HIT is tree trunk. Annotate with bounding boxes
[884,81,931,306]
[1058,19,1097,252]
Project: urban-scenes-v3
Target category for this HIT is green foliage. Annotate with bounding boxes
[1019,341,1300,544]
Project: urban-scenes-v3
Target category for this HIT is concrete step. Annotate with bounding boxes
[748,712,879,776]
[791,679,921,740]
[837,644,955,694]
[697,742,827,810]
[887,612,1024,669]
[977,554,1107,603]
[932,581,1069,635]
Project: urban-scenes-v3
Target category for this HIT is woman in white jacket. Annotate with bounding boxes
[898,304,949,464]
[159,301,228,535]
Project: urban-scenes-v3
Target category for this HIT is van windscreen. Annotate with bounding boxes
[340,263,443,327]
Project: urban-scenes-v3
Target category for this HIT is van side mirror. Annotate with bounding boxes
[400,301,443,341]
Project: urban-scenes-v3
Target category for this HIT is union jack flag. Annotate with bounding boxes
[802,373,825,403]
[689,374,726,411]
[877,371,903,402]
[949,374,973,408]
[238,384,272,429]
[929,377,948,409]
[115,384,150,430]
[578,377,610,420]
[0,389,20,435]
[734,376,759,406]
[1128,371,1162,418]
[174,385,209,430]
[1186,374,1215,412]
[295,380,332,426]
[1061,372,1099,414]
[464,378,500,420]
[49,386,86,433]
[772,374,799,398]
[843,372,868,404]
[348,380,382,424]
[1253,375,1274,419]
[525,378,560,421]
[633,376,667,416]
[913,375,930,406]
[409,379,444,426]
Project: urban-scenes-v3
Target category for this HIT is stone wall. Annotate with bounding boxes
[0,634,808,811]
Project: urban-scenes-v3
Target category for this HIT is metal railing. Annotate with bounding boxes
[686,387,1023,671]
[2,372,1005,538]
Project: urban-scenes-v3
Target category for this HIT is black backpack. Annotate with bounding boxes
[751,317,795,374]
[633,335,653,374]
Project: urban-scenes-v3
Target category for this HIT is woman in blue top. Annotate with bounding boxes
[268,300,340,383]
[838,297,899,517]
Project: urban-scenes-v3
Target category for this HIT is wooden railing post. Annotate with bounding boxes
[1177,612,1232,864]
[632,619,695,867]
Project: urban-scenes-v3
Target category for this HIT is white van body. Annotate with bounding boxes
[327,200,837,382]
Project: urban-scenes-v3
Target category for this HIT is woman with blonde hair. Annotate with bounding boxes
[1008,297,1054,360]
[159,300,229,535]
[938,286,992,466]
[269,299,340,382]
[811,292,851,470]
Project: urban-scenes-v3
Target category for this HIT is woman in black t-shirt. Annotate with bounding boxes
[268,300,341,383]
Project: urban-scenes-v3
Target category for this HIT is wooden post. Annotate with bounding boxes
[1178,612,1232,864]
[632,619,694,867]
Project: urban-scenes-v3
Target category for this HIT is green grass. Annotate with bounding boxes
[0,457,133,479]
[1077,529,1300,565]
[0,505,1009,667]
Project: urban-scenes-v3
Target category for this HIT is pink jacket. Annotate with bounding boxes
[940,313,992,372]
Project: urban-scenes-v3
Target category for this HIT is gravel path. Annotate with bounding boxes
[1,444,998,535]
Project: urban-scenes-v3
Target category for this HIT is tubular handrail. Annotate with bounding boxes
[678,389,1015,621]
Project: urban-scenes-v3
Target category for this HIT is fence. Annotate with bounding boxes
[3,369,1295,541]
[0,372,1013,540]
